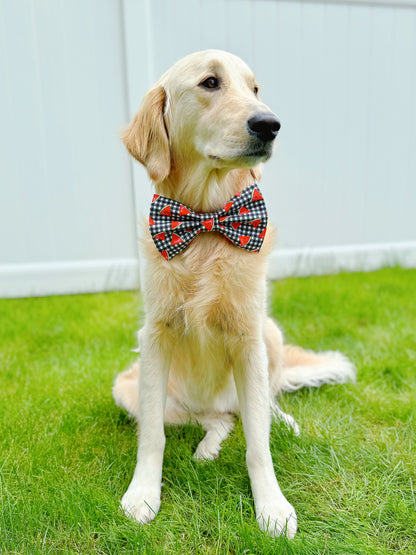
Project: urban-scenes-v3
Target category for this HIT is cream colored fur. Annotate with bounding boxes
[113,50,356,538]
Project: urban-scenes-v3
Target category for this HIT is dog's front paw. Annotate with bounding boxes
[256,499,297,538]
[121,485,161,524]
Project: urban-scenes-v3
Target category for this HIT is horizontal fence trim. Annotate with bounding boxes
[268,242,416,279]
[1,243,415,298]
[0,258,140,298]
[280,0,416,8]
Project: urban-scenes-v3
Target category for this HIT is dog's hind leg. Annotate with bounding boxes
[113,363,194,425]
[113,364,234,461]
[271,401,300,435]
[264,318,299,434]
[193,413,235,461]
[112,361,140,419]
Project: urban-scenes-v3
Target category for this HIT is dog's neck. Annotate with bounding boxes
[155,160,255,213]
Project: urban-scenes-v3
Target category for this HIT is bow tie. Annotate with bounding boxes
[149,184,268,260]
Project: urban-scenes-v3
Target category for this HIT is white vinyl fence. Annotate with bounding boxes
[1,0,415,297]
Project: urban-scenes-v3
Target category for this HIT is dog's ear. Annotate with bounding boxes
[121,85,171,182]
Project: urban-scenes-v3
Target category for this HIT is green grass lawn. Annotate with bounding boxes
[1,268,415,554]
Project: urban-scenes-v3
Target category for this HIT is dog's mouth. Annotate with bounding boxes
[242,145,273,160]
[208,140,274,166]
[245,132,276,154]
[236,140,274,165]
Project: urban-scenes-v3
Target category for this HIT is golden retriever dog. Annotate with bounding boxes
[112,49,355,538]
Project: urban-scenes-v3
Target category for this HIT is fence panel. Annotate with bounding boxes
[1,0,415,296]
[0,0,138,296]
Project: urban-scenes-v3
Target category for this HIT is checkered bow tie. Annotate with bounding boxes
[149,184,268,260]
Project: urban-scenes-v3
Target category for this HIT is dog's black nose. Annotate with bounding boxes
[247,113,281,142]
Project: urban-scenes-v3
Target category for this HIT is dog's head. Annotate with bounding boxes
[122,50,280,183]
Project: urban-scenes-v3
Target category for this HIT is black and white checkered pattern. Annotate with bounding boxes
[149,184,268,260]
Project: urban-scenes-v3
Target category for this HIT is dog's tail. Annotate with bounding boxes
[280,345,356,392]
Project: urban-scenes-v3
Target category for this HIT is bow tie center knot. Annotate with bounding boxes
[200,213,220,233]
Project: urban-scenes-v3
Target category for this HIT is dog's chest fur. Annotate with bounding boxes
[142,231,272,337]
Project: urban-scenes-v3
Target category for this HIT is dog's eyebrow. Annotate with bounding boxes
[196,60,224,81]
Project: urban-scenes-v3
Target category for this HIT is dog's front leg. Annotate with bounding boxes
[121,328,170,524]
[233,337,297,538]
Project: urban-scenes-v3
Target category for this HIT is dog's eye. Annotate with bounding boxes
[254,86,259,96]
[200,77,220,90]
